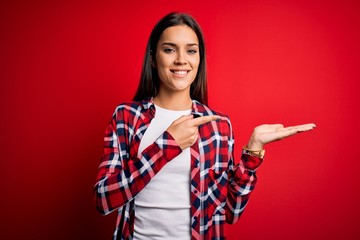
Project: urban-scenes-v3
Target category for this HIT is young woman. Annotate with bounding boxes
[94,12,315,240]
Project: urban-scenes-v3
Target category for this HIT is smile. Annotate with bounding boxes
[171,70,189,75]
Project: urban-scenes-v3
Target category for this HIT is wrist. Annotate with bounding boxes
[246,139,263,151]
[243,145,265,158]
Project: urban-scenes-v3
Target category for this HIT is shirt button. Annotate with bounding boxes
[194,189,198,194]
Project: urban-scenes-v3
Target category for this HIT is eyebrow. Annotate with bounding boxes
[161,42,199,47]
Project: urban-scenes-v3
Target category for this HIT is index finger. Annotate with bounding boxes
[191,115,221,127]
[284,123,316,132]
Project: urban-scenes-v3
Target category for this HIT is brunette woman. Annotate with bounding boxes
[94,12,315,240]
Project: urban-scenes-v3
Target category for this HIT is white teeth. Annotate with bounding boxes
[173,70,187,75]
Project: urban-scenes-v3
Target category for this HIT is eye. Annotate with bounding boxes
[163,48,175,53]
[187,49,198,54]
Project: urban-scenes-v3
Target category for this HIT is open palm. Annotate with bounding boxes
[247,123,316,150]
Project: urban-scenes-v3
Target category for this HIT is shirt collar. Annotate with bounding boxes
[141,97,205,116]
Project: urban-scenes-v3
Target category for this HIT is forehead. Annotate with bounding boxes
[158,25,199,44]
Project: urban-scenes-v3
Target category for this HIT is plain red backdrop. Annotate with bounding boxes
[1,0,360,239]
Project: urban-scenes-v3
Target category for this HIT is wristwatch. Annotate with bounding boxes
[242,146,266,158]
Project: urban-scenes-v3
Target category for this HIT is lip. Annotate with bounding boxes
[170,69,191,76]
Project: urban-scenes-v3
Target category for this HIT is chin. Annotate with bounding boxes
[173,82,193,91]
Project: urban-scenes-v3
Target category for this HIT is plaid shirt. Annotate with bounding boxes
[94,98,263,240]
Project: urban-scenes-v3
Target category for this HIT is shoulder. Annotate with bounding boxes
[112,99,151,120]
[114,100,143,112]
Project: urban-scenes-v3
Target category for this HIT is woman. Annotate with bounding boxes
[94,12,315,240]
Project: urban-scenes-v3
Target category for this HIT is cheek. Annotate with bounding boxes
[156,57,170,72]
[192,55,200,69]
[155,60,169,82]
[155,61,167,75]
[192,60,200,73]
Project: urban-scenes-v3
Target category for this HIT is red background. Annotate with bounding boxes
[1,0,360,239]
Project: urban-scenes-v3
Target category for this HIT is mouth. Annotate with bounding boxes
[170,70,190,76]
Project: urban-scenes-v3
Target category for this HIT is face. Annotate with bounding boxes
[154,25,200,95]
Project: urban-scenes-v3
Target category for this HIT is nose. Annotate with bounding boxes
[174,51,187,65]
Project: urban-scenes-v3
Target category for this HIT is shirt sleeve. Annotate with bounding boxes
[93,108,182,215]
[225,122,264,224]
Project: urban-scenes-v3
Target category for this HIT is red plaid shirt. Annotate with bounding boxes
[94,98,263,240]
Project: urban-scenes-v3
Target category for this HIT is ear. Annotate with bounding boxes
[151,58,156,68]
[150,50,156,68]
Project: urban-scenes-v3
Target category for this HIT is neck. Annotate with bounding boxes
[153,90,192,110]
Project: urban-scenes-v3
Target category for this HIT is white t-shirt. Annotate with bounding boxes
[134,104,192,240]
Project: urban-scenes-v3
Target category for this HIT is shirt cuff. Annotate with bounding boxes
[240,153,263,170]
[153,131,182,161]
